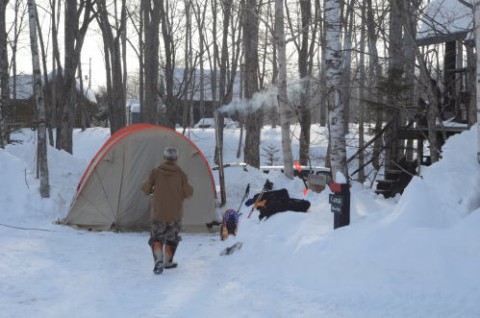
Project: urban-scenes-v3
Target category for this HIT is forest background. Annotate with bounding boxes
[0,0,476,199]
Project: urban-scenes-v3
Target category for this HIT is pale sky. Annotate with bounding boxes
[8,1,128,91]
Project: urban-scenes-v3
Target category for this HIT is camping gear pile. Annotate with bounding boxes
[214,179,312,242]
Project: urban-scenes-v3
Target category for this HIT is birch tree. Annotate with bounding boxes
[275,0,293,179]
[27,0,49,198]
[324,0,348,181]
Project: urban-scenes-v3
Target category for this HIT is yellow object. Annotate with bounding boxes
[254,200,267,209]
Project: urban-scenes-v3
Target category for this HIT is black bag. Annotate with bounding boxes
[258,197,310,220]
[286,198,311,212]
[254,188,289,202]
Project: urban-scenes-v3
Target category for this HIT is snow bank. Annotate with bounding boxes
[1,124,480,317]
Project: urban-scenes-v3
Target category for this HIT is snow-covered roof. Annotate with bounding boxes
[8,74,33,99]
[417,0,473,46]
[75,81,97,104]
[9,73,97,103]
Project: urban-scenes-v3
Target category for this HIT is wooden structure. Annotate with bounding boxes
[374,124,468,198]
[359,1,473,197]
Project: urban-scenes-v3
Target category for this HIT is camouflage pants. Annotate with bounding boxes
[149,220,182,246]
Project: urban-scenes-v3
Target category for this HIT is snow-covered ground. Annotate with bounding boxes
[1,124,480,318]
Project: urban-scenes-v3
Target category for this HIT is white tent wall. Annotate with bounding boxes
[64,124,217,232]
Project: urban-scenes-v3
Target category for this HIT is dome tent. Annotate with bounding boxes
[64,124,216,232]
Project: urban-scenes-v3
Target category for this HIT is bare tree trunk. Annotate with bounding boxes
[341,0,354,134]
[297,0,313,165]
[159,0,177,128]
[10,0,27,139]
[193,0,207,122]
[77,62,86,130]
[57,0,94,154]
[475,1,480,163]
[27,0,49,198]
[358,1,367,183]
[367,0,382,171]
[268,1,279,128]
[49,0,61,146]
[275,0,294,179]
[243,0,261,168]
[324,0,348,181]
[210,0,220,172]
[215,0,235,205]
[401,5,441,164]
[219,0,233,107]
[467,44,476,128]
[237,63,245,159]
[121,0,127,106]
[59,16,77,154]
[427,84,440,162]
[182,0,192,129]
[97,0,127,134]
[136,1,144,123]
[403,0,420,161]
[142,0,160,125]
[319,36,327,127]
[0,0,9,147]
[385,0,403,170]
[318,5,327,127]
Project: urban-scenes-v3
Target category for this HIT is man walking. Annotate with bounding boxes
[142,147,194,274]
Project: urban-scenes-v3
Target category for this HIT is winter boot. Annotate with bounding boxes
[153,241,164,274]
[164,241,178,269]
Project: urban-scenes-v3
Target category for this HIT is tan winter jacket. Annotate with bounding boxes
[141,161,194,222]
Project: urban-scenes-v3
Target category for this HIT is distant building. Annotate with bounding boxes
[8,73,98,128]
[164,69,241,125]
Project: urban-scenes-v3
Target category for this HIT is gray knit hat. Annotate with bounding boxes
[163,147,178,161]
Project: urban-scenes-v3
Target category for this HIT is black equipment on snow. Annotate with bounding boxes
[246,187,311,220]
